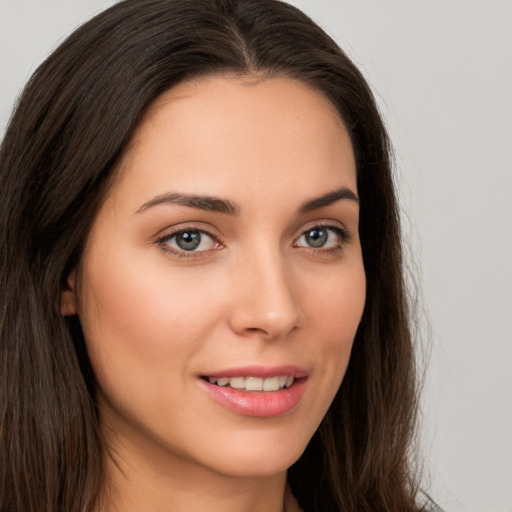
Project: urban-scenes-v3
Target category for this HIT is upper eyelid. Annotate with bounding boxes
[155,223,220,241]
[294,220,350,239]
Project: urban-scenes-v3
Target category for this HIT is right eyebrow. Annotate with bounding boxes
[135,192,240,215]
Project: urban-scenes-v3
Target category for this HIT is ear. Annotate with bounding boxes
[60,269,78,316]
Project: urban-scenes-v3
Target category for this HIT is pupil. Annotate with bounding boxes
[306,228,327,248]
[176,231,201,251]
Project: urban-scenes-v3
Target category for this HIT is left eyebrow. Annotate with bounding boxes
[298,187,359,214]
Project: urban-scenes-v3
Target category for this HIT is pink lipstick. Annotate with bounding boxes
[199,365,307,417]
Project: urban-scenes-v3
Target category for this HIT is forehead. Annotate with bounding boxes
[112,75,356,208]
[145,74,345,130]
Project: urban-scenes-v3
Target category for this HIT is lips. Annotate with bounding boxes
[199,365,307,417]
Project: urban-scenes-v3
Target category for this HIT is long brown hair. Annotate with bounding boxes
[1,1,424,510]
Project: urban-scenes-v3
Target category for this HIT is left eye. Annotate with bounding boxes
[161,229,219,252]
[294,226,345,249]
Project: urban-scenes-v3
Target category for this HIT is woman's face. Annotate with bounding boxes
[63,76,366,479]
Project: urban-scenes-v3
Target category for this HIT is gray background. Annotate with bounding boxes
[1,1,511,511]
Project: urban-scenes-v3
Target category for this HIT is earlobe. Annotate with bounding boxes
[60,269,78,316]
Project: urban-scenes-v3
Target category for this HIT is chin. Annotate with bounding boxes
[199,434,309,479]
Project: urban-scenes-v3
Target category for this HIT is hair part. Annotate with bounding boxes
[1,1,423,510]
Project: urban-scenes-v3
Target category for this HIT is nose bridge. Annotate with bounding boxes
[228,241,303,339]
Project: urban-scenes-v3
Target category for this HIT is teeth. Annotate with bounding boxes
[217,377,229,387]
[228,377,245,389]
[245,377,263,391]
[263,376,280,391]
[206,375,295,391]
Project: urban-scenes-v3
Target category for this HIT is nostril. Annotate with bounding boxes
[227,276,304,339]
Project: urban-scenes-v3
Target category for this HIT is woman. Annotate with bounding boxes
[0,0,428,511]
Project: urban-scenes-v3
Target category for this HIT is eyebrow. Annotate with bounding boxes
[136,192,240,215]
[135,186,359,216]
[298,187,359,214]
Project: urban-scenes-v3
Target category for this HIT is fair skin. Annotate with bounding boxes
[62,76,366,512]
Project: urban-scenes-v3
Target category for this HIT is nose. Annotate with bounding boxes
[227,247,304,340]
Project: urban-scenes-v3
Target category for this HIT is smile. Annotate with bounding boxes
[204,375,295,392]
[199,366,307,417]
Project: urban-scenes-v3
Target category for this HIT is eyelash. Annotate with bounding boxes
[155,224,351,259]
[294,225,350,255]
[155,224,220,259]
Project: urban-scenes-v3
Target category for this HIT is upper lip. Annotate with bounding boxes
[200,364,308,379]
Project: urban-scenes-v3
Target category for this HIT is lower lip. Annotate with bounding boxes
[199,379,306,417]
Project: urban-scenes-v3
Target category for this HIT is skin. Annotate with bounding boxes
[62,75,366,512]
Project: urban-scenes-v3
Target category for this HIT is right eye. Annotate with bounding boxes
[158,228,221,255]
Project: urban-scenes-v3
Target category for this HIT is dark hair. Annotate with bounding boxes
[0,0,423,510]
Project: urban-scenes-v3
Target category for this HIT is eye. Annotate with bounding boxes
[294,226,348,249]
[159,229,220,254]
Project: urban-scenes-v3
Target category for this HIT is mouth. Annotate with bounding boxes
[201,375,296,392]
[199,366,308,417]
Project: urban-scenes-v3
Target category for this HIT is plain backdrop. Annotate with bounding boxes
[1,1,511,511]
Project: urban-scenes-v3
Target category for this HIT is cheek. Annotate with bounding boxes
[79,252,218,345]
[75,249,225,400]
[298,259,366,415]
[75,254,231,448]
[308,261,366,349]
